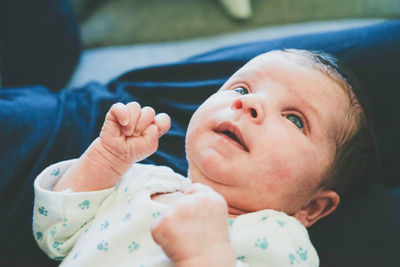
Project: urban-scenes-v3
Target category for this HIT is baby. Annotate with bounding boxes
[33,49,373,266]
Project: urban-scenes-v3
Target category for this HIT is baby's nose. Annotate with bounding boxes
[231,96,264,124]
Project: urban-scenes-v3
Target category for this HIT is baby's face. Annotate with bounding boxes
[185,51,349,217]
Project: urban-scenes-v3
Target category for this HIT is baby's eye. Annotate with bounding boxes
[285,114,304,130]
[233,87,248,95]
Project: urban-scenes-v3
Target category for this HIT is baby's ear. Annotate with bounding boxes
[293,190,340,228]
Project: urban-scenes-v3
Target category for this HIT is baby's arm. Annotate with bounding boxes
[53,102,170,192]
[33,160,117,260]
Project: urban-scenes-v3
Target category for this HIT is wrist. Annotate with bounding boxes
[79,138,132,189]
[91,138,133,176]
[175,244,236,267]
[53,138,132,192]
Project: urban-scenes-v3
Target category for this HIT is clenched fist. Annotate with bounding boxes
[100,102,170,164]
[53,102,170,192]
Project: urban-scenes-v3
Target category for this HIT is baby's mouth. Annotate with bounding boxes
[215,123,249,152]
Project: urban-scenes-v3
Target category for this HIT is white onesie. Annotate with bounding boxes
[33,160,319,266]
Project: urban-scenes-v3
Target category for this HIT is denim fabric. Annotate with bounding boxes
[0,0,81,90]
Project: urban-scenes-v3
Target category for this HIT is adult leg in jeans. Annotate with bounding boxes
[0,0,81,90]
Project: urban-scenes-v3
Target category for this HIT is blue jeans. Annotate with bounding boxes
[0,0,81,90]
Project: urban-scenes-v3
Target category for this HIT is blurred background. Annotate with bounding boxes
[72,0,399,47]
[66,0,399,87]
[2,0,398,89]
[65,0,400,87]
[0,0,394,90]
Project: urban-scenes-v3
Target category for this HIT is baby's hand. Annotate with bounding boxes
[100,102,171,165]
[52,102,170,192]
[151,184,236,266]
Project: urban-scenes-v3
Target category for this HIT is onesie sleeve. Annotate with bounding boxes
[32,160,116,260]
[230,210,319,267]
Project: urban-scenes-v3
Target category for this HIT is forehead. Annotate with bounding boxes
[236,52,333,85]
[235,51,347,97]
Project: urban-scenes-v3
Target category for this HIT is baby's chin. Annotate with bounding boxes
[227,204,252,217]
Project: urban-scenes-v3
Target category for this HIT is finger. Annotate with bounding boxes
[151,213,173,248]
[107,102,128,126]
[134,106,156,136]
[154,113,171,137]
[141,124,159,153]
[151,218,163,246]
[184,184,228,214]
[184,183,218,195]
[122,102,141,136]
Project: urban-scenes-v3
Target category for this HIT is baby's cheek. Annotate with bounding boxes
[266,155,294,180]
[306,147,334,181]
[254,180,278,199]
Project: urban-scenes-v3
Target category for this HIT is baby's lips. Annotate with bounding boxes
[214,121,249,152]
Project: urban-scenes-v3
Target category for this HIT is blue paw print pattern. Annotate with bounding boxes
[53,241,63,251]
[237,256,246,261]
[79,200,90,210]
[62,218,68,227]
[260,215,268,221]
[289,253,300,265]
[54,256,64,261]
[128,241,140,252]
[50,226,57,237]
[227,218,234,227]
[35,232,43,241]
[123,213,132,222]
[100,220,110,230]
[84,225,92,234]
[296,247,308,261]
[288,247,308,265]
[277,220,286,227]
[152,211,161,219]
[97,240,109,251]
[254,237,268,250]
[51,167,60,176]
[38,206,48,216]
[73,251,80,260]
